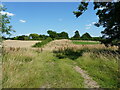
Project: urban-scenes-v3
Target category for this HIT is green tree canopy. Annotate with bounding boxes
[72,30,80,39]
[81,32,92,40]
[0,5,15,37]
[39,34,49,40]
[57,32,69,39]
[29,33,39,40]
[15,35,29,40]
[73,2,120,49]
[47,30,58,39]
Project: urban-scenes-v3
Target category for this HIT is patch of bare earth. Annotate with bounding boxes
[74,66,99,88]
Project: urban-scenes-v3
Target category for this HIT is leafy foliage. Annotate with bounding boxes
[72,30,80,39]
[29,33,40,40]
[47,30,58,39]
[81,32,92,40]
[0,5,15,36]
[57,32,69,39]
[73,2,120,48]
[15,35,29,40]
[47,30,69,39]
[73,2,88,18]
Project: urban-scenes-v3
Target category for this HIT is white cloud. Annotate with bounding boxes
[85,24,92,27]
[19,20,26,23]
[85,21,96,30]
[92,22,96,24]
[0,11,15,16]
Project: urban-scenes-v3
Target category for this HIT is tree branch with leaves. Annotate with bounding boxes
[73,1,120,50]
[0,4,15,39]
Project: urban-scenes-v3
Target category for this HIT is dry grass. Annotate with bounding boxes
[2,47,84,88]
[47,39,118,51]
[2,39,119,88]
[2,40,41,48]
[53,46,119,88]
[2,40,118,51]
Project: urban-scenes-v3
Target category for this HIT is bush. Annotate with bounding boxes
[33,37,52,47]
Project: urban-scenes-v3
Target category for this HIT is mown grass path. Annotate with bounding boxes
[74,66,99,88]
[2,39,118,88]
[40,39,101,88]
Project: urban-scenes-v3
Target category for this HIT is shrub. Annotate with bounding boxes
[33,37,52,47]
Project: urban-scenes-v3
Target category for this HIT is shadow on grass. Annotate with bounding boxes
[53,48,89,60]
[53,48,119,60]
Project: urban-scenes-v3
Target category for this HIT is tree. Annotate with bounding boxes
[29,33,39,40]
[16,35,29,40]
[57,32,69,39]
[73,2,120,50]
[81,32,92,40]
[72,30,80,39]
[47,30,58,39]
[39,35,49,40]
[0,5,15,37]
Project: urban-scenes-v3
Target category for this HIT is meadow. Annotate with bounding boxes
[2,39,120,88]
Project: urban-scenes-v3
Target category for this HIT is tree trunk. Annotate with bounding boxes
[118,45,120,52]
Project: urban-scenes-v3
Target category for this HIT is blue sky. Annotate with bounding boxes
[2,2,104,37]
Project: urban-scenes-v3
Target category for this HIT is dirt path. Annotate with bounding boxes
[74,66,99,88]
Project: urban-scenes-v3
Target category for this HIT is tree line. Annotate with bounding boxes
[1,2,119,50]
[3,30,102,41]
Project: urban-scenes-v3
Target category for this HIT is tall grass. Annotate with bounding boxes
[53,47,119,88]
[2,43,119,88]
[2,47,84,88]
[76,49,119,88]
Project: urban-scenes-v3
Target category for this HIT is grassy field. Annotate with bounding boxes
[72,40,100,45]
[53,47,119,88]
[2,40,119,88]
[75,49,119,88]
[2,48,84,88]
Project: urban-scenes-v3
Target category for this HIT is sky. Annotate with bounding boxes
[2,2,104,37]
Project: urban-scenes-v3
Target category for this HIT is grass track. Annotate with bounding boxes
[2,49,84,88]
[2,40,119,88]
[75,51,119,88]
[53,47,119,88]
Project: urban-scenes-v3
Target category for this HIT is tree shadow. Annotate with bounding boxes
[53,48,89,60]
[53,48,119,60]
